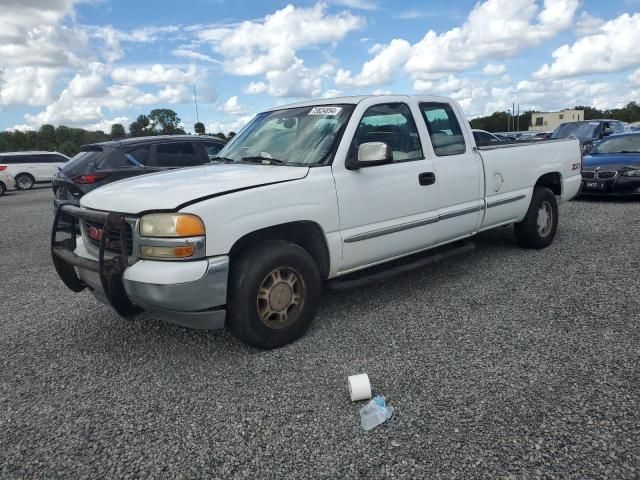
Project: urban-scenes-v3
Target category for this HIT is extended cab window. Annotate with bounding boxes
[352,103,423,162]
[154,142,201,167]
[420,103,466,156]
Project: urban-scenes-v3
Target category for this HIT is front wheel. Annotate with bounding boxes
[514,186,559,249]
[227,240,321,349]
[0,182,5,196]
[15,174,34,190]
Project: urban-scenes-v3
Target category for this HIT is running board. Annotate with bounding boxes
[326,241,475,291]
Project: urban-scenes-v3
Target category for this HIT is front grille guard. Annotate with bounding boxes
[51,204,140,317]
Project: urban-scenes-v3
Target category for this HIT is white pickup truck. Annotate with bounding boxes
[52,95,582,348]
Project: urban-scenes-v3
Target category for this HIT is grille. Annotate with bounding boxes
[85,220,134,256]
[582,171,596,179]
[597,170,617,180]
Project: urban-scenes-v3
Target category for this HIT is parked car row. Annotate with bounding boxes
[0,135,227,200]
[0,151,69,191]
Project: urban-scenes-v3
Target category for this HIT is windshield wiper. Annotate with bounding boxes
[210,156,235,163]
[240,156,286,165]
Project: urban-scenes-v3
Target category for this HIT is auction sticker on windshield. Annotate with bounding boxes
[308,106,342,116]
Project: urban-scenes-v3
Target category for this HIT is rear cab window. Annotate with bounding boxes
[420,102,467,156]
[202,142,224,160]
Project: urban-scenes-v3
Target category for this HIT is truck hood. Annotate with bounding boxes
[80,164,309,213]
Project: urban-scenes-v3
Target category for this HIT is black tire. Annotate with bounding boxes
[15,173,34,190]
[0,182,5,196]
[227,240,321,349]
[515,186,559,249]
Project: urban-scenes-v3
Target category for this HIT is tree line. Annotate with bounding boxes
[470,101,640,132]
[0,108,236,157]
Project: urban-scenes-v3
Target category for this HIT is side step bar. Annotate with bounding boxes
[326,241,475,291]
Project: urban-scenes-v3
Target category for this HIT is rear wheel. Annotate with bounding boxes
[15,173,34,190]
[227,240,321,349]
[515,186,558,249]
[0,182,5,196]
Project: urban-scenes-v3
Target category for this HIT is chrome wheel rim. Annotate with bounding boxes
[256,267,305,329]
[17,177,32,189]
[537,201,553,237]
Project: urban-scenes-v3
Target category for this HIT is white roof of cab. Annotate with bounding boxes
[263,94,453,111]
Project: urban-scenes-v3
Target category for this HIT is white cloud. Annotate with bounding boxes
[629,68,640,85]
[244,81,268,94]
[329,0,378,10]
[533,13,640,79]
[340,0,578,87]
[207,114,254,135]
[67,63,107,97]
[171,48,220,63]
[83,116,130,133]
[220,96,244,115]
[199,4,363,76]
[483,64,506,75]
[0,67,60,106]
[264,60,330,98]
[111,64,199,85]
[574,12,605,37]
[157,85,192,104]
[335,39,412,86]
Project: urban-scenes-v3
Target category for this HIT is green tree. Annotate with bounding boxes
[227,131,236,140]
[148,109,181,135]
[194,122,206,135]
[213,132,226,140]
[39,124,56,150]
[574,105,604,120]
[110,123,126,139]
[58,141,78,157]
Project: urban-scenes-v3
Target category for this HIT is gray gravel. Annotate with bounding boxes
[1,187,639,479]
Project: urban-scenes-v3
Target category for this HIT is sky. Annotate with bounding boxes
[1,0,639,133]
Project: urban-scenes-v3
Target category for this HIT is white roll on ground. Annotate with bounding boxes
[348,373,372,401]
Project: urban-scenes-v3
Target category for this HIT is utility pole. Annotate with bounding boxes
[193,84,200,124]
[516,104,520,132]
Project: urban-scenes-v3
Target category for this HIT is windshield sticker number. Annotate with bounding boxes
[308,106,342,116]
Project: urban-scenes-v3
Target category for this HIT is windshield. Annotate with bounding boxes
[551,121,600,141]
[217,104,354,166]
[592,135,640,154]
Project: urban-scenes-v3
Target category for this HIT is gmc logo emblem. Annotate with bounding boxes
[88,226,103,241]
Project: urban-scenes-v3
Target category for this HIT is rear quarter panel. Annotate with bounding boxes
[479,138,581,228]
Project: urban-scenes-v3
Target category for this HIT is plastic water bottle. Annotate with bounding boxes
[359,395,394,431]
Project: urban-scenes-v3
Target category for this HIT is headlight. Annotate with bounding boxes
[140,213,205,237]
[622,170,640,177]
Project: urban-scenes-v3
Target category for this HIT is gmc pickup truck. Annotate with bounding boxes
[52,95,582,348]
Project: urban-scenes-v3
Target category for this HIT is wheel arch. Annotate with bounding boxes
[229,221,331,280]
[535,172,562,196]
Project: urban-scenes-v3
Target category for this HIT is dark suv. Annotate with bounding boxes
[551,119,625,152]
[52,135,226,207]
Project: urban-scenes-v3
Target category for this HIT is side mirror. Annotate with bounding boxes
[347,142,393,170]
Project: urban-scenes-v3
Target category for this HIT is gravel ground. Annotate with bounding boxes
[1,187,639,479]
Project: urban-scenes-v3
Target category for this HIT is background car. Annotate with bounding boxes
[472,129,503,146]
[581,132,640,196]
[0,151,70,190]
[551,119,625,152]
[53,135,226,207]
[0,172,16,196]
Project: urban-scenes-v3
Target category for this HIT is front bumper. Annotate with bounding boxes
[51,205,229,330]
[580,175,640,196]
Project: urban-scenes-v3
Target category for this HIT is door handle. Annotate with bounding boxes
[418,172,436,186]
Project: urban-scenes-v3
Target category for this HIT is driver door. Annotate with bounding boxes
[331,99,439,273]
